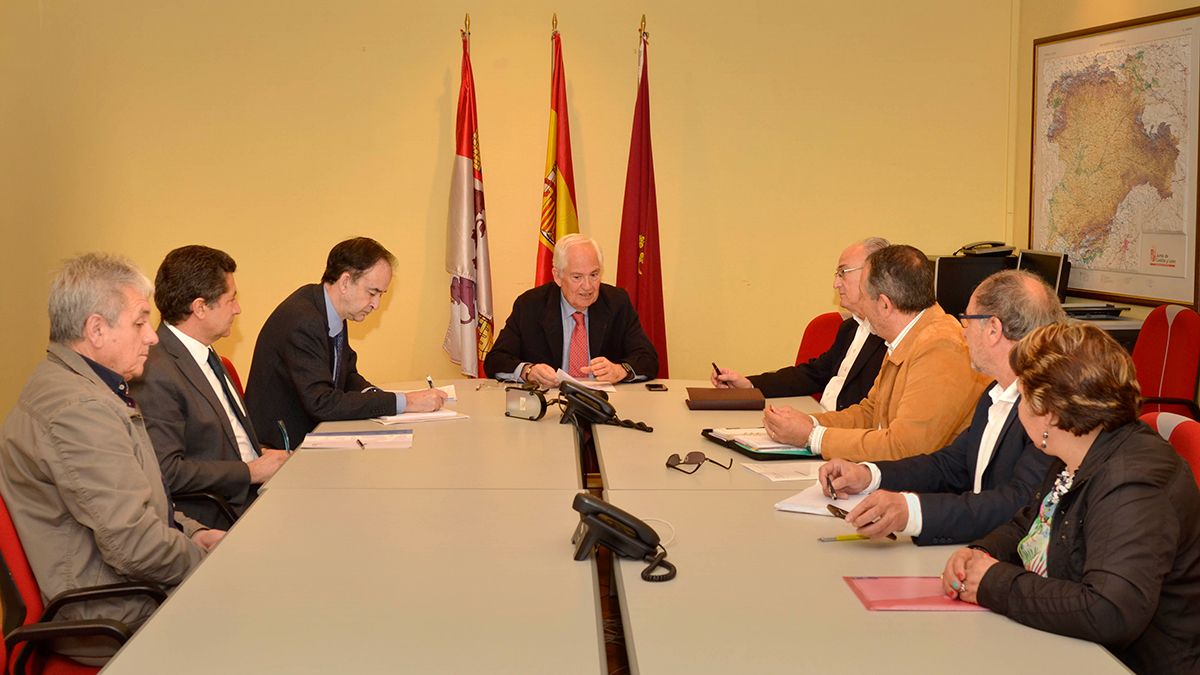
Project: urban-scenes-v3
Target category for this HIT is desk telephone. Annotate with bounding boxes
[571,493,676,582]
[559,381,653,433]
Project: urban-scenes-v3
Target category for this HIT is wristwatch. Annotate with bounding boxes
[620,363,634,382]
[521,364,534,382]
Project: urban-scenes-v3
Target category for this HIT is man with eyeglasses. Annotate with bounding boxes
[484,234,659,388]
[712,238,888,411]
[763,244,990,462]
[817,270,1063,544]
[245,238,447,449]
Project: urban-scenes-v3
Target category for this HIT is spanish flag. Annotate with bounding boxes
[534,30,579,286]
[444,28,494,377]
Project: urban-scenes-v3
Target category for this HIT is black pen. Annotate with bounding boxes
[826,474,838,500]
[356,438,366,449]
[711,362,722,378]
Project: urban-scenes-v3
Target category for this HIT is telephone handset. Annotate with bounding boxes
[955,240,1014,257]
[559,381,653,433]
[571,493,676,582]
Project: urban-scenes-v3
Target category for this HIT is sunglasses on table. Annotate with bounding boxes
[665,451,733,474]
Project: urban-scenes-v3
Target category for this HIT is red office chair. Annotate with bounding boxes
[794,312,844,404]
[1132,304,1200,420]
[795,312,844,365]
[1141,412,1200,487]
[0,492,166,675]
[219,356,245,399]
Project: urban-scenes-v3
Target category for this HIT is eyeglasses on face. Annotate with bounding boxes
[665,451,733,474]
[955,313,995,326]
[834,265,864,280]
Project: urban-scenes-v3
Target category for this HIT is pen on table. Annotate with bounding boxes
[817,534,870,543]
[426,375,435,389]
[356,438,366,449]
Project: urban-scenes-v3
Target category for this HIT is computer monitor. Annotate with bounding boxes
[931,255,1015,317]
[1017,250,1070,302]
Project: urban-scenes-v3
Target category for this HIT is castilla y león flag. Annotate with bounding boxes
[616,31,668,376]
[444,29,494,377]
[534,30,579,286]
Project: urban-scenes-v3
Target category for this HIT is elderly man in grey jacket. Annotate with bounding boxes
[0,253,223,662]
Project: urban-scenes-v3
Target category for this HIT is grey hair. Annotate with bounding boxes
[973,269,1066,341]
[49,253,152,344]
[861,237,891,255]
[552,234,604,273]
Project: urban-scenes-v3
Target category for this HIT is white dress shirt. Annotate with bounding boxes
[818,316,871,412]
[166,324,258,463]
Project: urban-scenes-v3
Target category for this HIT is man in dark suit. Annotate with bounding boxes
[711,238,889,411]
[133,246,290,528]
[484,234,658,387]
[246,238,446,449]
[819,270,1065,545]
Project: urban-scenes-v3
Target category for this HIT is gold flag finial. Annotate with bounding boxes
[639,14,646,33]
[464,13,470,32]
[552,13,558,31]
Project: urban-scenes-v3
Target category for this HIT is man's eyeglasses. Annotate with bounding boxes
[956,313,995,326]
[834,265,864,280]
[666,451,733,474]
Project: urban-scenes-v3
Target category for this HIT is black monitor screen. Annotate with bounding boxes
[932,256,1013,317]
[1017,250,1069,301]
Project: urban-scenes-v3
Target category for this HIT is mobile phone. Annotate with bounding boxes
[645,383,668,392]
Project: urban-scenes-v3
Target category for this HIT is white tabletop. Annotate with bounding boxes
[263,380,582,491]
[101,488,604,674]
[595,380,825,491]
[606,489,1126,674]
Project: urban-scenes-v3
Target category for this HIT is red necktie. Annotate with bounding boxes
[568,311,588,378]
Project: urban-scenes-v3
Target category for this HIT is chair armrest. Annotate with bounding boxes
[174,491,240,529]
[1143,396,1200,419]
[6,618,133,675]
[42,582,167,622]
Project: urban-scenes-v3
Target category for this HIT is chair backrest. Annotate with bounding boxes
[795,312,844,366]
[220,356,245,399]
[1132,304,1200,418]
[1141,412,1200,487]
[0,492,46,632]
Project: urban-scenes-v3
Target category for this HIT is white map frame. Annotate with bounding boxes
[1031,9,1200,307]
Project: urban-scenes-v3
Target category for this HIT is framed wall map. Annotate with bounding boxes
[1031,8,1200,307]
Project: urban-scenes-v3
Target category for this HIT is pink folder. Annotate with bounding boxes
[843,576,988,611]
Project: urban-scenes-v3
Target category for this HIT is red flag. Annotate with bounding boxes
[616,32,669,376]
[444,29,494,377]
[534,30,580,286]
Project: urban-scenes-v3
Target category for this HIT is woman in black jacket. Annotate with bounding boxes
[940,322,1200,674]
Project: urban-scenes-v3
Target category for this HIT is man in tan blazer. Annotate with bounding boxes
[0,254,223,662]
[764,244,989,462]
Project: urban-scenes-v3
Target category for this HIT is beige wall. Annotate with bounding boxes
[4,0,1019,412]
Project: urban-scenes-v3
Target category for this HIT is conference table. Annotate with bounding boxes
[100,379,1127,674]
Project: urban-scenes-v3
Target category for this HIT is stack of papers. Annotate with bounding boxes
[301,429,414,451]
[710,427,815,456]
[774,483,867,515]
[374,409,469,425]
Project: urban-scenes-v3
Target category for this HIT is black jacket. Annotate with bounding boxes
[747,317,885,410]
[876,384,1053,545]
[245,284,397,448]
[975,421,1200,674]
[483,282,658,380]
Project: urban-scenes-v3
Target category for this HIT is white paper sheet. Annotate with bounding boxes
[741,460,825,482]
[774,482,868,515]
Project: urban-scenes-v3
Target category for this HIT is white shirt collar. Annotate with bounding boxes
[989,379,1020,405]
[885,309,925,354]
[166,323,212,367]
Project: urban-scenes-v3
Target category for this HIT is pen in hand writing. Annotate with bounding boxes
[426,375,434,389]
[826,474,838,500]
[711,362,721,379]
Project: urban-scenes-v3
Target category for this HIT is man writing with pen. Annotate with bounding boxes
[818,270,1062,545]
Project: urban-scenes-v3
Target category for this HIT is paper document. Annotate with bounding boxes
[374,409,469,425]
[742,461,825,482]
[390,385,457,401]
[555,370,617,392]
[301,429,414,451]
[843,577,987,612]
[711,427,813,454]
[774,483,868,515]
